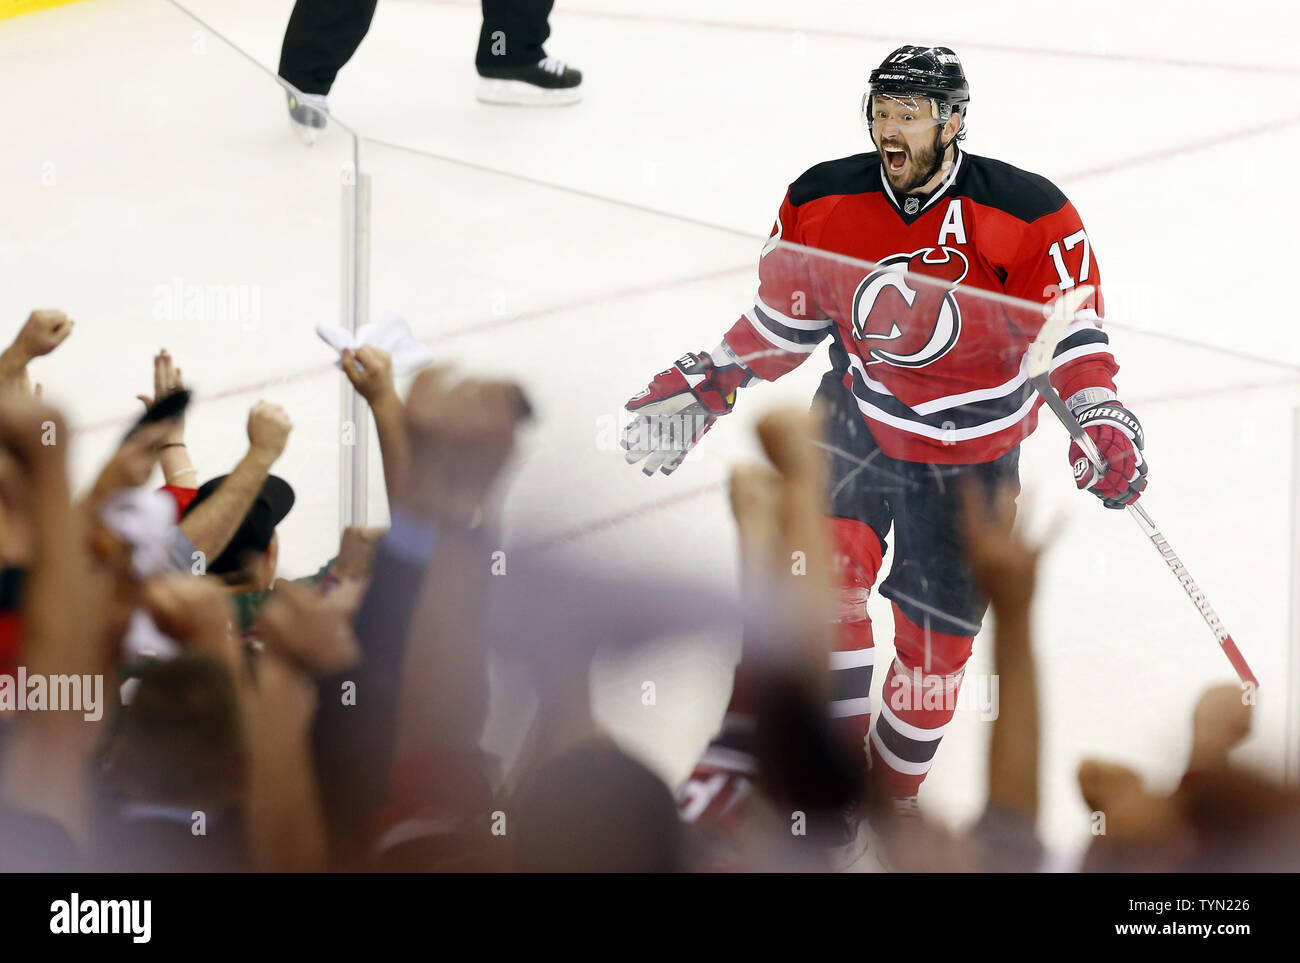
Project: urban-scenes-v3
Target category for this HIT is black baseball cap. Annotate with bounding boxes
[181,474,295,576]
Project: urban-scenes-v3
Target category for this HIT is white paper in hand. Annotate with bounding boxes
[317,310,433,377]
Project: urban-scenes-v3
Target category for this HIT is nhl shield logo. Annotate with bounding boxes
[903,196,920,215]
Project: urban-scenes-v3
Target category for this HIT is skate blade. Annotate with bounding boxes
[289,118,321,146]
[476,78,582,106]
[829,817,881,872]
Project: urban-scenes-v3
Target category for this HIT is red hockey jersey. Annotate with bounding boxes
[722,148,1119,464]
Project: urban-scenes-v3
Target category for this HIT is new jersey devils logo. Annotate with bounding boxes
[851,247,968,368]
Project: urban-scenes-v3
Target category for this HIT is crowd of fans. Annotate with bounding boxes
[0,307,1294,873]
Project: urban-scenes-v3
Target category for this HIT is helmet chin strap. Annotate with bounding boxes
[912,129,954,194]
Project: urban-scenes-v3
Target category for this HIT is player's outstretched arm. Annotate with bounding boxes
[623,184,835,477]
[622,343,754,476]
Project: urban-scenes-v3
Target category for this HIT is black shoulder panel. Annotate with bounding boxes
[788,153,881,207]
[956,153,1070,223]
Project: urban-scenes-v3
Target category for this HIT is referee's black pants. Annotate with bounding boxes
[279,0,557,96]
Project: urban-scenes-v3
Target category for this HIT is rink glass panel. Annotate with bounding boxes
[3,0,1291,855]
[0,2,357,578]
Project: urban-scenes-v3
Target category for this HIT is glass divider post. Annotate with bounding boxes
[1287,407,1300,785]
[339,153,371,528]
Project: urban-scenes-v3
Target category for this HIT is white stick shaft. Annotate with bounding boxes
[1027,374,1259,687]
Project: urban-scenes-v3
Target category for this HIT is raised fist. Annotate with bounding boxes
[15,309,73,360]
[247,401,293,465]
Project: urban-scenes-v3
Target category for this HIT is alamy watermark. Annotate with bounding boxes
[883,667,1000,721]
[152,276,261,331]
[50,894,150,943]
[0,667,104,722]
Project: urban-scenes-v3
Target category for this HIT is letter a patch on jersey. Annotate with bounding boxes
[936,199,967,246]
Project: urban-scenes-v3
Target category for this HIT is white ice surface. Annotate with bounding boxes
[2,0,1299,865]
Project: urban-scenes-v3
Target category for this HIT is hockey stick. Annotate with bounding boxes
[1026,285,1260,688]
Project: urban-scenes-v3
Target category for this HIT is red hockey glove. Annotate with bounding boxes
[623,349,752,476]
[1068,400,1148,508]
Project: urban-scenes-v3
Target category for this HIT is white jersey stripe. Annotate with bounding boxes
[849,352,1030,416]
[754,293,833,332]
[828,696,871,718]
[851,388,1039,442]
[830,648,875,670]
[1050,342,1111,371]
[878,700,950,742]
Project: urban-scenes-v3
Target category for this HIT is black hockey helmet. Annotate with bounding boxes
[863,45,970,137]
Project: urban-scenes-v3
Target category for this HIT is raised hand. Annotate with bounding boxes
[958,481,1046,615]
[341,345,396,405]
[136,348,184,407]
[398,367,530,525]
[0,395,66,478]
[246,400,293,467]
[141,573,240,670]
[14,309,74,360]
[87,421,173,505]
[1,310,73,397]
[1188,683,1253,771]
[329,524,386,583]
[251,580,360,677]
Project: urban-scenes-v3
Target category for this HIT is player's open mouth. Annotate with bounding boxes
[884,148,907,171]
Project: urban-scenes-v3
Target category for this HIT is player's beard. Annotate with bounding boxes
[880,127,945,194]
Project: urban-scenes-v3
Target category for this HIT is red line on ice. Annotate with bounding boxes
[1060,114,1300,183]
[69,263,752,436]
[526,375,1300,551]
[427,0,1300,78]
[519,481,726,553]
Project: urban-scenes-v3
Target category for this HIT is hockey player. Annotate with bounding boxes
[622,46,1148,826]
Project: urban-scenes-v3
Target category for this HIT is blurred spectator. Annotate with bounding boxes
[512,741,684,872]
[1076,681,1300,872]
[343,367,528,869]
[2,301,1297,879]
[181,472,305,623]
[0,309,72,397]
[136,348,199,517]
[0,311,72,704]
[340,346,409,507]
[0,397,118,870]
[175,400,292,597]
[92,572,327,872]
[172,347,407,634]
[92,653,249,872]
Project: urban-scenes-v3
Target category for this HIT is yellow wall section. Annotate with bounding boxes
[0,0,93,21]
